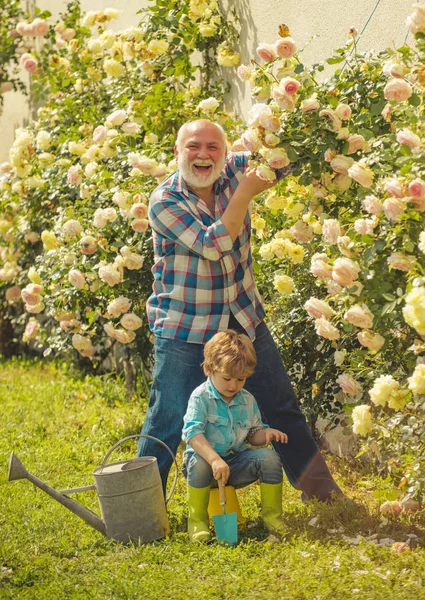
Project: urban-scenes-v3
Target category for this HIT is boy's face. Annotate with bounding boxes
[207,370,247,402]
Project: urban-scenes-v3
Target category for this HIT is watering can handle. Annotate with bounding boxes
[101,434,179,506]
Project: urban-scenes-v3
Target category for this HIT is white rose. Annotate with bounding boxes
[120,313,143,331]
[107,296,131,318]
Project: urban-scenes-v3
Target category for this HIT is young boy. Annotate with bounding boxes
[182,329,288,543]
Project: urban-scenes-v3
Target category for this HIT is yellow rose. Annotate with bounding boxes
[274,273,295,295]
[352,405,372,436]
[403,286,425,336]
[28,267,42,284]
[41,230,59,251]
[104,59,125,77]
[148,39,169,56]
[408,363,425,394]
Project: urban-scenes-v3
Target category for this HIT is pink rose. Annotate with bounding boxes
[354,218,375,236]
[384,178,404,197]
[32,18,49,36]
[344,304,374,329]
[6,286,21,302]
[347,134,367,154]
[80,235,97,255]
[24,320,40,339]
[120,312,143,331]
[264,148,289,169]
[20,53,38,75]
[63,219,82,237]
[67,165,82,186]
[272,89,297,111]
[332,257,360,287]
[61,28,76,41]
[106,109,127,126]
[310,256,333,280]
[256,43,276,62]
[241,130,262,153]
[384,79,412,102]
[387,252,416,271]
[131,219,149,233]
[336,374,362,395]
[107,296,131,318]
[357,331,385,351]
[383,197,405,221]
[68,269,87,290]
[129,203,148,219]
[319,108,342,132]
[314,317,340,341]
[304,297,335,319]
[237,65,251,81]
[25,302,44,314]
[322,219,342,244]
[279,77,300,95]
[275,37,296,58]
[93,126,107,143]
[290,220,313,243]
[99,265,122,286]
[347,162,374,188]
[335,103,352,120]
[113,329,136,344]
[397,128,420,149]
[301,97,320,113]
[408,178,425,198]
[330,155,354,175]
[362,195,383,216]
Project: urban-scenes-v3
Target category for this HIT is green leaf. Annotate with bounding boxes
[326,56,345,64]
[382,293,396,301]
[408,94,421,107]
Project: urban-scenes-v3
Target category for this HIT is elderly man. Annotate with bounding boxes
[137,119,342,502]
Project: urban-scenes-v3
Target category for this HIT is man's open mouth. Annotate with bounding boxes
[193,162,213,174]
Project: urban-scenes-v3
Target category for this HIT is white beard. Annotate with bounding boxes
[178,154,225,189]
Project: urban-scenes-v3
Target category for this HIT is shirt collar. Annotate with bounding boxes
[206,377,247,406]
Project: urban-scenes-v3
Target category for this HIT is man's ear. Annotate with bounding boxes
[174,144,178,158]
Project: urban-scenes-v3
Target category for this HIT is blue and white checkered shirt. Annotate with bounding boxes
[146,152,292,344]
[182,377,268,459]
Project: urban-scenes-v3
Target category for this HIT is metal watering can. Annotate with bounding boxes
[8,434,178,544]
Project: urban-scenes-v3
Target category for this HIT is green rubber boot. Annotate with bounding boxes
[187,485,211,543]
[260,482,286,538]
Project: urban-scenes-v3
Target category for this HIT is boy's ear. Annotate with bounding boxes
[203,366,210,376]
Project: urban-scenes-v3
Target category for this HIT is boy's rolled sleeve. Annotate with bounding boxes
[182,395,208,444]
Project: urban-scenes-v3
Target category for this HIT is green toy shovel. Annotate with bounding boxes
[212,479,238,545]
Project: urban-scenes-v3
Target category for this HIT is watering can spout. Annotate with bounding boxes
[8,452,106,536]
[8,452,28,481]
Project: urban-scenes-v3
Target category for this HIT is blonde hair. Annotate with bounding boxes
[203,330,256,378]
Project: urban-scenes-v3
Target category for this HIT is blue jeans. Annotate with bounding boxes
[137,316,342,501]
[182,447,283,488]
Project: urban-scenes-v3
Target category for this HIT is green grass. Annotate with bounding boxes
[1,359,424,599]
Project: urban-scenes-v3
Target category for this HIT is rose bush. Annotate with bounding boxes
[237,11,425,499]
[0,0,239,378]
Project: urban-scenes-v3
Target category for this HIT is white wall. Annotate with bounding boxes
[223,0,414,119]
[0,0,415,161]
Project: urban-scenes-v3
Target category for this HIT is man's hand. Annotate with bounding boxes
[211,457,230,485]
[265,428,288,445]
[237,166,277,198]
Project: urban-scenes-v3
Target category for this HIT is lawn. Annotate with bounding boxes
[0,359,424,599]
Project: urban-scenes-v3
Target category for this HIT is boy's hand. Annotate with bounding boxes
[211,457,230,485]
[265,428,288,444]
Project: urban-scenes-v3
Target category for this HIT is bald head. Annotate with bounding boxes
[175,119,227,153]
[174,119,227,190]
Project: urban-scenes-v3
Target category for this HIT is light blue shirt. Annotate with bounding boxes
[182,377,268,458]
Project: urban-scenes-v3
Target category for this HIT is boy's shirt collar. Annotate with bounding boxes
[206,377,247,406]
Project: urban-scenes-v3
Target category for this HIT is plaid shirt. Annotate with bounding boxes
[146,152,289,343]
[182,378,268,458]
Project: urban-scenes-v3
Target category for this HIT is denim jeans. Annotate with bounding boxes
[137,316,342,501]
[182,447,283,488]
